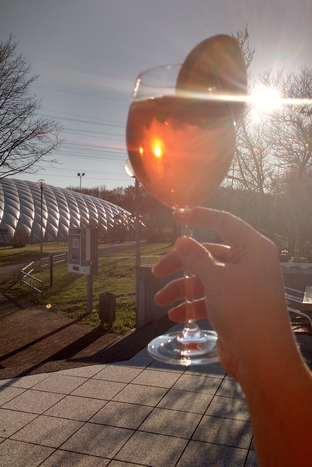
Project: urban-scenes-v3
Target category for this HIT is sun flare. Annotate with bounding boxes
[253,86,281,113]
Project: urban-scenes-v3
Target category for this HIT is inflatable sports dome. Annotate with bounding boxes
[0,179,132,247]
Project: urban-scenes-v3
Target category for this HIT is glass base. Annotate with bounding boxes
[147,330,219,366]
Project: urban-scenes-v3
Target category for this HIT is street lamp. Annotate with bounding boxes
[125,159,140,323]
[37,179,46,253]
[77,172,85,191]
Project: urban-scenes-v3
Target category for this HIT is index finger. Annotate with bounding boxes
[174,207,263,247]
[152,242,230,278]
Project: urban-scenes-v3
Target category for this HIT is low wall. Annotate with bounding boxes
[136,263,312,328]
[280,263,312,291]
[137,265,182,328]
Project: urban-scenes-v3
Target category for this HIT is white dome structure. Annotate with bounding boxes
[0,179,132,246]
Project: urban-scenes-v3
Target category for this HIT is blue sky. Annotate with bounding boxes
[1,0,312,191]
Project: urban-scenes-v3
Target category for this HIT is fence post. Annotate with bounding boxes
[49,254,53,287]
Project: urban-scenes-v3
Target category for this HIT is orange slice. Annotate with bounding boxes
[176,34,247,123]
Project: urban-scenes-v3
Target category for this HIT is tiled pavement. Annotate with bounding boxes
[0,324,257,467]
[1,273,312,466]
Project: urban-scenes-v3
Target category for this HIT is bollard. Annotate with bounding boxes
[99,292,116,328]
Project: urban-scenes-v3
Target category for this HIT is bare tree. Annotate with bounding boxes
[233,25,255,85]
[233,119,281,236]
[221,27,287,239]
[258,66,312,253]
[0,35,61,179]
[224,27,276,234]
[260,66,312,180]
[227,26,255,192]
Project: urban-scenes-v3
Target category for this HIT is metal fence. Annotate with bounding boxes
[39,252,67,269]
[19,261,43,297]
[19,252,68,297]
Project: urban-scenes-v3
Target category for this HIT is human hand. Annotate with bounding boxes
[152,207,293,381]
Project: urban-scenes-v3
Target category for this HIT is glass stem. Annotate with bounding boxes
[180,223,201,339]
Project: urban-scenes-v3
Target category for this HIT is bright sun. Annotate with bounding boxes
[253,86,281,113]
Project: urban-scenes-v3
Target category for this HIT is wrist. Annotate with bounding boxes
[236,331,312,467]
[235,321,303,394]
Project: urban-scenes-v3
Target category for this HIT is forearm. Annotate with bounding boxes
[156,209,312,465]
[238,332,312,467]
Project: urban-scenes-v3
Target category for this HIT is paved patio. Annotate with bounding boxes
[0,319,258,467]
[1,297,312,467]
[2,254,312,466]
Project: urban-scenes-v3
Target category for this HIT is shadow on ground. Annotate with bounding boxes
[0,293,173,380]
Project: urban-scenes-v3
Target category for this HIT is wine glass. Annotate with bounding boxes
[126,44,245,365]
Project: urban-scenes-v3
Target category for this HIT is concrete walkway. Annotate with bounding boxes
[1,249,312,466]
[0,321,257,467]
[1,316,312,466]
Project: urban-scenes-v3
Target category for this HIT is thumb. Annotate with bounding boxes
[175,236,214,285]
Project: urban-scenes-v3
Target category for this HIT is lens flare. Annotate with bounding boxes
[253,86,281,113]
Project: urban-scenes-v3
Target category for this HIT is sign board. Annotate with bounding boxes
[68,227,98,275]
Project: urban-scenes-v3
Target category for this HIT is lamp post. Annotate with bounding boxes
[37,179,46,253]
[125,159,140,325]
[77,172,85,191]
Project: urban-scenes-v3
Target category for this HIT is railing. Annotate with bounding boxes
[19,252,68,297]
[39,252,67,269]
[19,261,43,297]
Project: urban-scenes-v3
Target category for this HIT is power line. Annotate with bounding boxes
[40,114,125,128]
[57,150,126,161]
[45,166,127,175]
[59,148,126,156]
[32,85,129,102]
[41,108,125,126]
[41,173,131,181]
[63,140,126,151]
[62,129,124,141]
[58,155,126,163]
[32,172,132,183]
[63,128,124,136]
[59,146,126,155]
[61,151,126,160]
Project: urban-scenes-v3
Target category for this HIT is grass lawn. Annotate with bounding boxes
[1,242,173,334]
[0,240,139,267]
[0,242,68,267]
